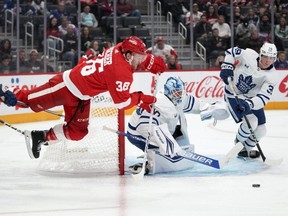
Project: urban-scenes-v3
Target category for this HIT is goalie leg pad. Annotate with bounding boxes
[147,149,195,174]
[152,123,183,157]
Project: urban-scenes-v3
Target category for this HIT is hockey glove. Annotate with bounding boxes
[236,99,252,117]
[220,63,234,85]
[141,54,166,74]
[138,93,157,113]
[0,84,17,107]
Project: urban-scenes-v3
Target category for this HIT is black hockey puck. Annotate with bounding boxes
[252,184,260,188]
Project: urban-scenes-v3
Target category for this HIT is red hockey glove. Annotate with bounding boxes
[138,93,157,113]
[141,54,166,74]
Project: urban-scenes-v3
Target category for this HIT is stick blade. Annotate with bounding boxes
[218,142,243,168]
[24,130,36,159]
[265,158,283,166]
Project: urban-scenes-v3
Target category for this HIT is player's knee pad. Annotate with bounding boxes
[254,124,266,140]
[236,114,256,142]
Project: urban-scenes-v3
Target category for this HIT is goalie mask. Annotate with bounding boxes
[164,76,185,105]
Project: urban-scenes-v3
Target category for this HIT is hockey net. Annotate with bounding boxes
[38,92,125,175]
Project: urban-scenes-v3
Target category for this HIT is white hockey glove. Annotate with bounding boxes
[200,101,230,121]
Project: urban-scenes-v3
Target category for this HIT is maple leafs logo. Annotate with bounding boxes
[236,74,256,94]
[279,75,288,97]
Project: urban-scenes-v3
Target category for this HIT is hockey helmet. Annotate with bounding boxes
[121,36,146,55]
[164,76,185,105]
[260,42,277,59]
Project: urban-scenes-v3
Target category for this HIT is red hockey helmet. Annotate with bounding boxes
[121,36,146,55]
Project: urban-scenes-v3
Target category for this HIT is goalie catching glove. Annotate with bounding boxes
[140,54,166,74]
[200,101,230,121]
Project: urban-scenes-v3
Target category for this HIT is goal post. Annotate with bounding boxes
[38,92,126,175]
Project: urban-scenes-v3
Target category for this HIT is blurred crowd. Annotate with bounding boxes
[1,0,288,74]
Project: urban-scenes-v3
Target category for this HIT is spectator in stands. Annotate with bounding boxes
[166,55,182,70]
[50,1,70,25]
[41,55,55,72]
[257,13,271,41]
[80,26,93,53]
[0,54,11,74]
[116,0,141,19]
[206,4,219,25]
[100,0,114,17]
[61,24,78,67]
[207,28,228,61]
[9,50,30,73]
[80,0,98,18]
[192,14,212,45]
[58,16,77,37]
[45,15,61,55]
[26,49,43,73]
[169,0,190,24]
[232,6,245,29]
[185,3,203,28]
[80,4,98,29]
[246,7,259,26]
[0,38,12,59]
[236,18,257,44]
[238,30,263,53]
[147,36,178,61]
[212,15,231,40]
[20,0,36,16]
[31,0,44,15]
[274,51,288,68]
[103,38,113,50]
[275,16,288,39]
[214,54,224,68]
[85,40,100,59]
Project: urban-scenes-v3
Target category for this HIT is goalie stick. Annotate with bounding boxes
[227,77,283,166]
[103,125,243,169]
[132,74,159,179]
[0,119,36,159]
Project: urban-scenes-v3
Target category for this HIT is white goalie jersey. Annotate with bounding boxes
[127,89,201,148]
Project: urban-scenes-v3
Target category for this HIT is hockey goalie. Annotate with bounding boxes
[127,76,230,175]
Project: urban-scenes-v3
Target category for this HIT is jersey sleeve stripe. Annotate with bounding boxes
[183,95,195,112]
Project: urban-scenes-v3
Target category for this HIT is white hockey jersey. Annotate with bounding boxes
[224,47,278,110]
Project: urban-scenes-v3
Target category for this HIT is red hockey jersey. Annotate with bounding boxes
[63,44,136,109]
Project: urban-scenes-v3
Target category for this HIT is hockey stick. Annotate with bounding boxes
[103,125,243,169]
[17,101,65,117]
[227,77,283,166]
[0,119,35,159]
[132,74,159,179]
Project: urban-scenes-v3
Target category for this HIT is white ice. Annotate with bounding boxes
[0,110,288,216]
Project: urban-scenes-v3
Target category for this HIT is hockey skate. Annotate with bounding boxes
[238,148,260,159]
[31,130,47,159]
[129,161,150,175]
[235,138,260,159]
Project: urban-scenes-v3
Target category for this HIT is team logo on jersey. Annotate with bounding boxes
[236,74,256,94]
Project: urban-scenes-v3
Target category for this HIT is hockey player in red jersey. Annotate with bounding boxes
[3,36,166,159]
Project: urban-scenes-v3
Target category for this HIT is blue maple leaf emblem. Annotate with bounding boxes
[236,74,256,94]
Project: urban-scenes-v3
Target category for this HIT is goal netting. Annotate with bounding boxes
[38,92,125,175]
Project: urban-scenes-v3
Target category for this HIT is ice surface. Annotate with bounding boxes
[0,110,287,216]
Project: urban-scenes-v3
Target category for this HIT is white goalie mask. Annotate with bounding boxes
[164,76,185,106]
